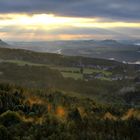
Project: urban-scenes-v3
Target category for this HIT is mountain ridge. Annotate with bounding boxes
[0,39,9,47]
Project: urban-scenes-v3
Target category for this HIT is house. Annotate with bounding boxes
[94,73,105,79]
[111,74,123,81]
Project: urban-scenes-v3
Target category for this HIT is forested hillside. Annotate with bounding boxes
[0,83,140,140]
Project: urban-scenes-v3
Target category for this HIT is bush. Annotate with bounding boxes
[0,110,21,126]
[0,125,9,139]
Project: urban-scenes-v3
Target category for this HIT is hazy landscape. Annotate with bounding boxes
[0,0,140,140]
[7,40,140,63]
[0,39,140,139]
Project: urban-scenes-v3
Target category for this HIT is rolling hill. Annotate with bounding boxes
[7,39,140,62]
[0,39,9,47]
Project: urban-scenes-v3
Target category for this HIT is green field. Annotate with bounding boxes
[2,60,45,66]
[1,59,112,80]
[83,68,112,76]
[61,72,83,80]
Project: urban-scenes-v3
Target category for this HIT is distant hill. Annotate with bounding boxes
[0,39,9,47]
[7,40,140,62]
[0,47,121,67]
[100,39,120,45]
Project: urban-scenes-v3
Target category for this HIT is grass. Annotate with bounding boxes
[99,77,112,81]
[50,66,80,71]
[51,66,112,76]
[3,60,45,66]
[61,72,83,80]
[83,68,112,76]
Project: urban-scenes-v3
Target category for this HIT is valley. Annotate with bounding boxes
[0,41,140,140]
[0,46,139,106]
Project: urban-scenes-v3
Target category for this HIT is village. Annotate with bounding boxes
[59,63,136,81]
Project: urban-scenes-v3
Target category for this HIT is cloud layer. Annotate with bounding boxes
[0,0,139,21]
[0,1,139,40]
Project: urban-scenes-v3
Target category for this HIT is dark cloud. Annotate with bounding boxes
[0,0,139,21]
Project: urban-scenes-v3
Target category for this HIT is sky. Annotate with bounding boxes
[0,0,140,41]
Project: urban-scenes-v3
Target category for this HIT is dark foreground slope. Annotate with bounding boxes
[0,83,140,140]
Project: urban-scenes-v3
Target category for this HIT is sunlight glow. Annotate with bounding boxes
[0,13,139,30]
[0,13,97,31]
[0,13,140,40]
